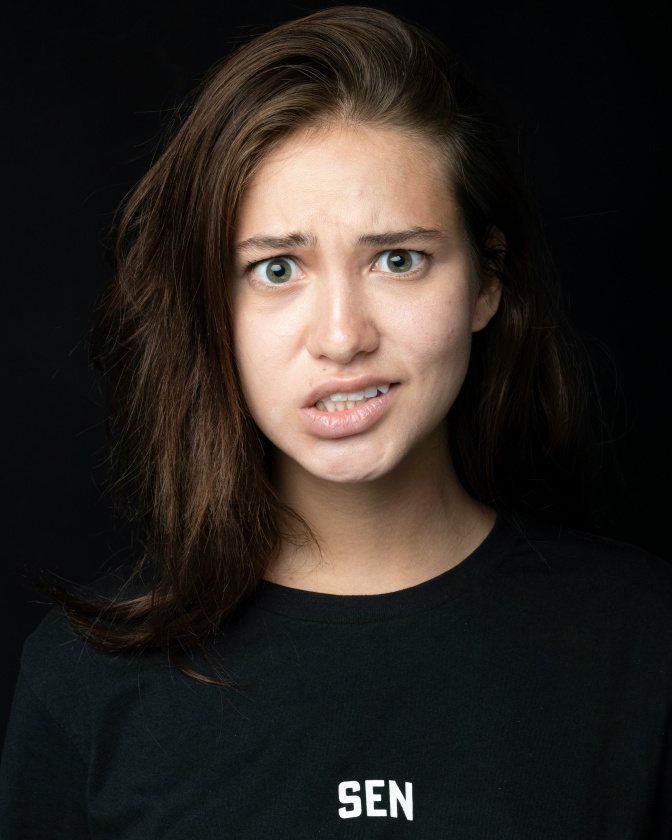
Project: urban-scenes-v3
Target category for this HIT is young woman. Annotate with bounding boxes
[1,6,670,837]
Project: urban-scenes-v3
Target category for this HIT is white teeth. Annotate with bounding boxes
[328,385,390,402]
[315,384,392,412]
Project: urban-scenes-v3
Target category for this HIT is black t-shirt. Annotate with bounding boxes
[2,515,671,838]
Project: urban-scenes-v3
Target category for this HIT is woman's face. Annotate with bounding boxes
[232,123,500,486]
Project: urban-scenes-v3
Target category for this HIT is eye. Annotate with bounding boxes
[252,256,299,284]
[375,249,425,274]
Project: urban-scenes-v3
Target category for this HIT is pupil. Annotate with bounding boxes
[266,259,290,282]
[388,250,411,272]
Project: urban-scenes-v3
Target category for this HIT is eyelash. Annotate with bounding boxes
[244,249,431,286]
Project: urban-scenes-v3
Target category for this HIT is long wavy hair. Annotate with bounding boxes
[54,6,590,678]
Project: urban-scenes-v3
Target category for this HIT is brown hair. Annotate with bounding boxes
[54,6,590,676]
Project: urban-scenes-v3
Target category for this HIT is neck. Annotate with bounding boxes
[267,435,494,594]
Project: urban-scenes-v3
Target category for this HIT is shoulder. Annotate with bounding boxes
[19,568,148,738]
[509,515,667,568]
[496,514,672,627]
[511,516,669,579]
[16,607,95,756]
[22,566,137,677]
[21,603,107,689]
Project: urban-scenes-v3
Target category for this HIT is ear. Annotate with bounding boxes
[471,227,504,333]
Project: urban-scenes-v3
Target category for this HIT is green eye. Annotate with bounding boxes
[263,257,294,283]
[381,249,422,274]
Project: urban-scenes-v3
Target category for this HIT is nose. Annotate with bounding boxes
[305,273,379,364]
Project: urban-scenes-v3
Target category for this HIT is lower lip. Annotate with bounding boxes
[300,385,398,439]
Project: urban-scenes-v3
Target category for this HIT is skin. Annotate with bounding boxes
[232,123,501,594]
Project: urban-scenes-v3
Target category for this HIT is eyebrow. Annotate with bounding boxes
[235,227,447,255]
[356,228,447,247]
[235,233,318,255]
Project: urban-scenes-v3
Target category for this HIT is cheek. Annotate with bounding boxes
[416,326,473,398]
[233,309,270,412]
[393,287,475,372]
[233,306,295,433]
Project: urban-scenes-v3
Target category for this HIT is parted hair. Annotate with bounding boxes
[55,6,590,676]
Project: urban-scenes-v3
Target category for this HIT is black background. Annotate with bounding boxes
[1,0,669,748]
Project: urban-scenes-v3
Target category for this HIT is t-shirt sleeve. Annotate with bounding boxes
[0,671,90,839]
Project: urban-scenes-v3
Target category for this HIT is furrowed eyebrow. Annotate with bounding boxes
[235,233,318,255]
[356,228,447,247]
[235,227,447,256]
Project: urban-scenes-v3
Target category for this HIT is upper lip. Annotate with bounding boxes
[303,376,397,408]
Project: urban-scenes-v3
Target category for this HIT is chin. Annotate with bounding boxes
[315,465,387,484]
[299,444,400,485]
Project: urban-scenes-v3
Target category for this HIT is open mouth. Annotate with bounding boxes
[315,384,390,413]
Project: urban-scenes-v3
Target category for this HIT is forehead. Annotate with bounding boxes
[236,123,460,241]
